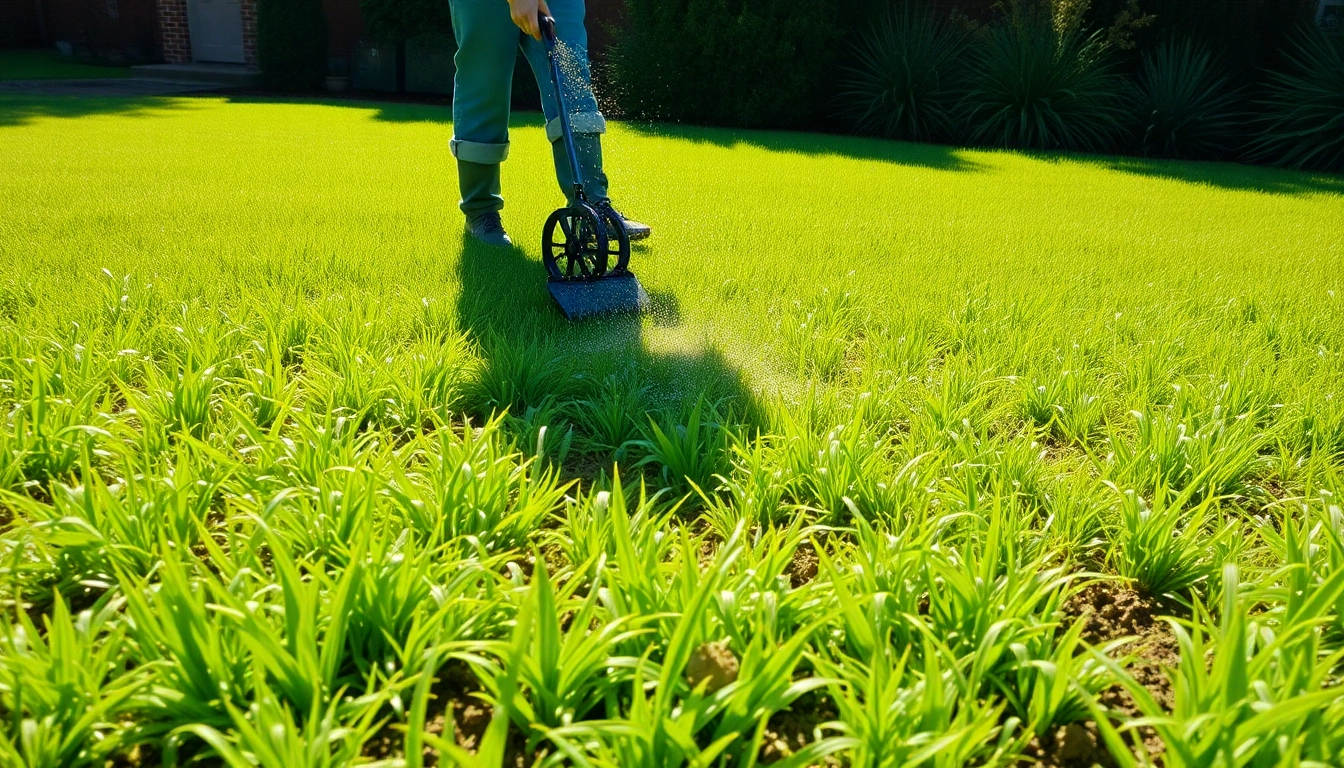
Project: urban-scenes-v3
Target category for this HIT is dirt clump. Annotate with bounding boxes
[1063,582,1179,712]
[787,541,819,588]
[759,691,841,766]
[106,740,162,768]
[362,659,533,767]
[1024,721,1115,768]
[1061,581,1178,763]
[687,641,739,693]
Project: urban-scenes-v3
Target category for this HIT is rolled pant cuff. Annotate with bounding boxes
[546,112,606,143]
[450,139,510,164]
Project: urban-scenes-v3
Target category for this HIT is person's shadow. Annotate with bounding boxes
[453,235,759,485]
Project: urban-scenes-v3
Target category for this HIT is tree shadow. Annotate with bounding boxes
[1093,156,1344,198]
[453,234,761,476]
[0,94,203,128]
[621,121,985,172]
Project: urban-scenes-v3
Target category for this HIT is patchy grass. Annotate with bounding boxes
[1,95,1343,766]
[0,49,132,80]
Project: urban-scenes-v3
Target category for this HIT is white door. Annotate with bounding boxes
[186,0,245,63]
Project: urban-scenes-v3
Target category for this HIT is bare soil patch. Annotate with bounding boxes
[758,690,841,766]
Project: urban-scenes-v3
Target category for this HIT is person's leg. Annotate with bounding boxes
[518,0,608,204]
[450,0,521,236]
[520,7,650,238]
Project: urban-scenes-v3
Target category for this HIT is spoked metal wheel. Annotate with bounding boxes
[543,203,609,280]
[599,206,632,274]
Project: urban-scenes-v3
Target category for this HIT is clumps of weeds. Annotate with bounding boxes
[780,288,863,382]
[766,390,894,523]
[384,414,568,553]
[546,474,676,577]
[716,430,789,528]
[467,333,578,417]
[1282,392,1344,468]
[901,356,1005,451]
[1017,365,1106,444]
[266,310,313,368]
[1104,403,1267,503]
[387,332,477,429]
[1040,474,1110,561]
[6,357,107,490]
[0,593,147,768]
[236,341,297,430]
[634,396,733,499]
[1107,483,1222,598]
[13,446,217,592]
[1119,339,1185,410]
[864,312,946,383]
[503,396,575,468]
[1087,566,1344,767]
[572,373,647,462]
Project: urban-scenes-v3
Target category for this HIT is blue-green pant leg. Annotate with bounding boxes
[450,0,521,215]
[519,0,609,203]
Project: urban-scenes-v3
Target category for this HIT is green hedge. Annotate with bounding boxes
[359,0,453,45]
[257,0,329,90]
[827,2,1342,171]
[610,0,843,129]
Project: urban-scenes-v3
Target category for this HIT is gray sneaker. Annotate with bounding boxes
[597,201,651,241]
[465,211,513,247]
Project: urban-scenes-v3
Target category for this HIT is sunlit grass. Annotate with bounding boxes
[1,94,1343,766]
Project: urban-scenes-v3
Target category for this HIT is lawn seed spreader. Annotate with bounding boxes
[539,14,648,321]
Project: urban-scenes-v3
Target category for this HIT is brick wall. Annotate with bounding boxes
[157,0,191,62]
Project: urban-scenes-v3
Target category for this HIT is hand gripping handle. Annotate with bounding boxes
[539,13,557,46]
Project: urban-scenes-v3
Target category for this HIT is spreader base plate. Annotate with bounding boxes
[547,272,649,321]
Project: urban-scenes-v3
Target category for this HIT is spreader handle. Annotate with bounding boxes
[538,11,584,200]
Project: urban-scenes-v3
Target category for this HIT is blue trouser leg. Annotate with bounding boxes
[450,0,517,216]
[449,0,607,216]
[517,0,609,203]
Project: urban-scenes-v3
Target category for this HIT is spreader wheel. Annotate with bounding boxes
[543,204,609,281]
[600,206,632,274]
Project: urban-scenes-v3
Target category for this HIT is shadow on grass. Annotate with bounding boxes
[453,234,762,473]
[218,92,980,173]
[1095,156,1344,198]
[0,95,203,128]
[623,121,984,172]
[9,89,1339,197]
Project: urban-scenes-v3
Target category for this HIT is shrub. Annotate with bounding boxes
[961,4,1132,152]
[1248,25,1344,172]
[257,0,329,90]
[1135,38,1244,159]
[359,0,452,44]
[1090,0,1315,67]
[610,0,841,129]
[839,7,968,142]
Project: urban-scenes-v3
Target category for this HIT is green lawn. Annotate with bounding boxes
[0,49,132,80]
[2,95,1344,766]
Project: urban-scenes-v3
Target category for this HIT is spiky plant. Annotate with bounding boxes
[961,6,1132,152]
[840,7,968,142]
[1137,38,1245,159]
[1249,24,1344,172]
